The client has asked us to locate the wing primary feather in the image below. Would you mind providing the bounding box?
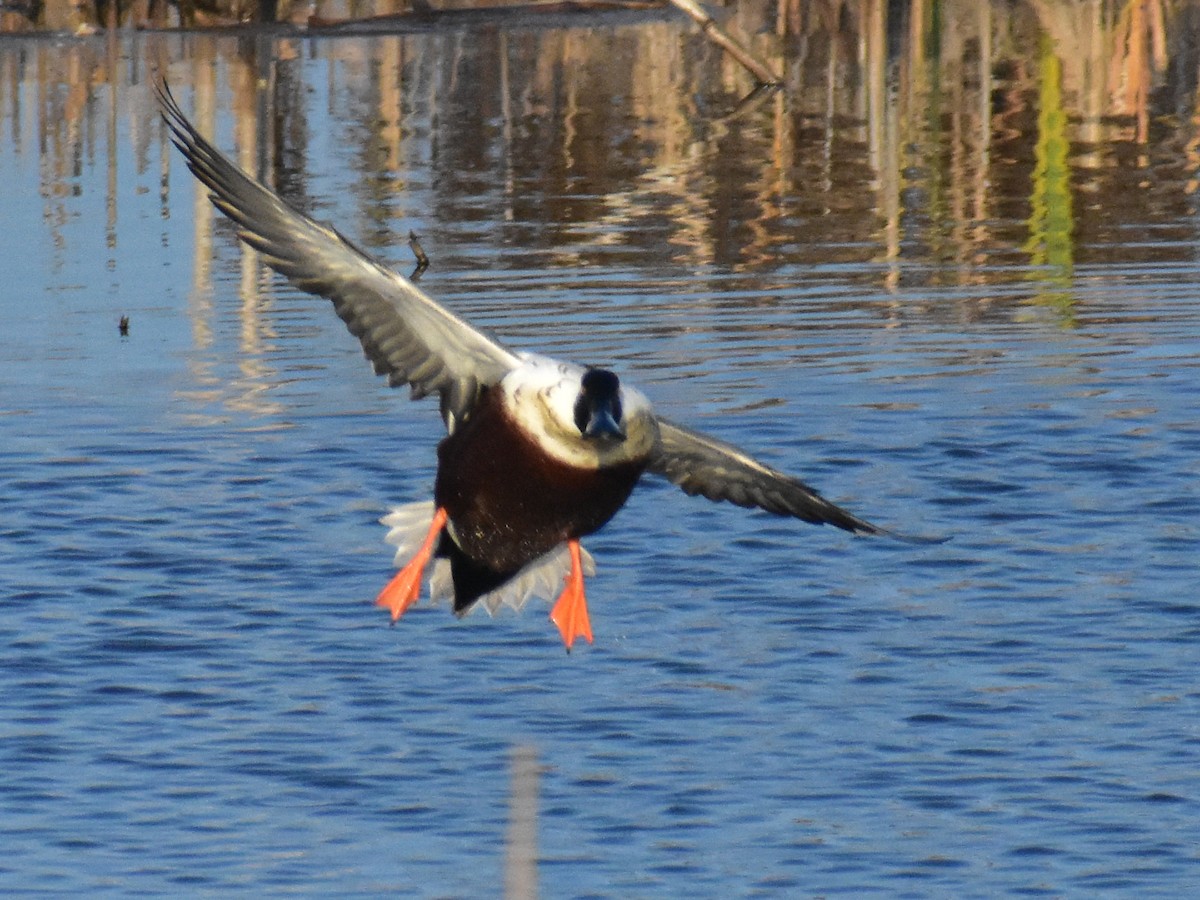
[647,417,889,536]
[156,78,519,429]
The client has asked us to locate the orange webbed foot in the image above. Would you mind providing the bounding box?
[376,507,448,623]
[549,540,593,651]
[375,563,424,622]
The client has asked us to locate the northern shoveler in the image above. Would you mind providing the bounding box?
[158,81,886,650]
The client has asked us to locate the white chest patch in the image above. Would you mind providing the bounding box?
[499,354,658,469]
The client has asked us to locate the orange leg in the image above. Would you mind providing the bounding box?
[375,507,448,622]
[549,539,593,650]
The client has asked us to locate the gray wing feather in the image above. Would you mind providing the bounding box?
[157,81,519,429]
[647,418,882,535]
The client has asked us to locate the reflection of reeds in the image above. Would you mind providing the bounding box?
[1029,0,1170,143]
[5,1,1200,315]
[504,744,539,900]
[1023,33,1076,323]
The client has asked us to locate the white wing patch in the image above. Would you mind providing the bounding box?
[380,501,595,616]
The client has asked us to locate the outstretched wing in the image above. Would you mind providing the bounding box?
[157,80,519,430]
[646,418,882,535]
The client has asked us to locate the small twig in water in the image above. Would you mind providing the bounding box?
[666,0,781,87]
[408,231,430,281]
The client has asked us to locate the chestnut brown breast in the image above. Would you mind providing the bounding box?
[434,388,648,574]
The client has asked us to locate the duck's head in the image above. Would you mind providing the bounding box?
[502,356,658,469]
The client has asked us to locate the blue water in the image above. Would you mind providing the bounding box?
[3,28,1200,896]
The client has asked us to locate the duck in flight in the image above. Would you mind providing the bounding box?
[157,81,887,650]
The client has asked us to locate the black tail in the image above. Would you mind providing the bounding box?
[436,534,518,615]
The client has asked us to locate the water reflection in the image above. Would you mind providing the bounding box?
[2,3,1200,395]
[4,3,1197,273]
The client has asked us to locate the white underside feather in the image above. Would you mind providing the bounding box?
[380,501,595,617]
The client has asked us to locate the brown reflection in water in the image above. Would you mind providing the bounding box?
[165,46,285,422]
[180,47,219,416]
[3,1,1200,334]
